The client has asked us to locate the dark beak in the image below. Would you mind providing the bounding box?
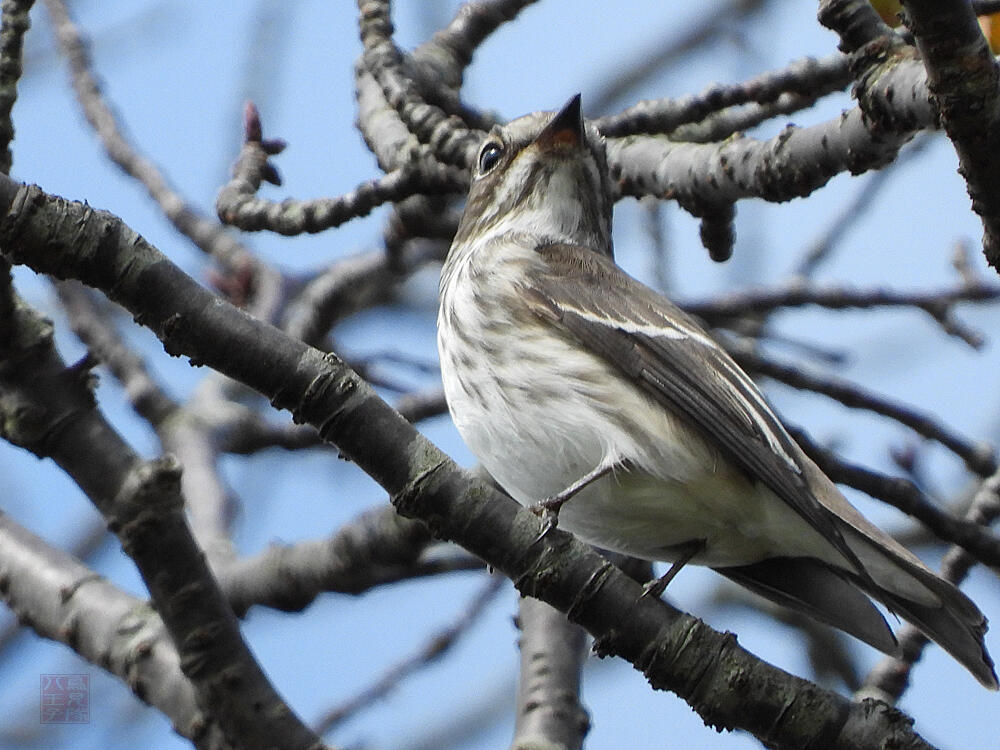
[534,94,584,150]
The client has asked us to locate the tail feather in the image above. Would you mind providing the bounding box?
[718,547,998,689]
[873,583,996,688]
[716,557,899,657]
[845,531,998,690]
[787,444,997,688]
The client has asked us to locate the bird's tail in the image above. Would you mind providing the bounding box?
[784,444,998,689]
[717,536,997,689]
[717,556,900,656]
[845,528,997,690]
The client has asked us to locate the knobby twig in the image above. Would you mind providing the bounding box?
[217,103,466,237]
[0,0,33,174]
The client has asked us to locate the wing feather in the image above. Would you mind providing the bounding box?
[525,243,872,582]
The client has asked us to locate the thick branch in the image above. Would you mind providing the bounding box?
[511,597,589,750]
[902,0,1000,270]
[607,99,919,209]
[0,512,230,747]
[0,176,940,750]
[0,282,324,749]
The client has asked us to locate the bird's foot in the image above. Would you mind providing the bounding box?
[528,461,618,539]
[640,539,706,599]
[641,569,680,600]
[529,494,567,538]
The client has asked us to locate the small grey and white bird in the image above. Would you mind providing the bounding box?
[437,94,997,687]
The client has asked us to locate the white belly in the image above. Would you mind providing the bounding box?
[436,241,833,568]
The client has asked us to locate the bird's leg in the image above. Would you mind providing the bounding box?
[529,458,617,536]
[641,540,706,599]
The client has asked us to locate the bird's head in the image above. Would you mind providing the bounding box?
[452,94,614,256]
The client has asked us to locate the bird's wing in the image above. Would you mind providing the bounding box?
[522,243,869,579]
[520,244,999,688]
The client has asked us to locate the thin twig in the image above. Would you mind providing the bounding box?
[587,0,773,115]
[686,278,1000,349]
[795,137,932,278]
[55,281,178,427]
[43,0,276,309]
[595,52,850,137]
[313,576,504,735]
[217,104,466,236]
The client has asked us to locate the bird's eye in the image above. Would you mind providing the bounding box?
[478,142,504,174]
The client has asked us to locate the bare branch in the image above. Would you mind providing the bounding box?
[220,505,434,616]
[594,53,851,137]
[358,0,485,168]
[217,104,466,236]
[0,512,228,747]
[416,0,540,88]
[0,174,942,750]
[511,597,589,750]
[587,0,773,114]
[55,280,178,427]
[42,0,272,297]
[792,430,1000,570]
[0,0,34,175]
[902,0,1000,271]
[818,0,896,54]
[685,276,1000,349]
[0,280,326,750]
[729,343,997,476]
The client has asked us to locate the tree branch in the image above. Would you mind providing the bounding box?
[312,576,503,735]
[511,597,589,750]
[0,0,33,175]
[217,104,466,236]
[594,53,851,137]
[42,0,279,311]
[0,276,326,749]
[902,0,1000,270]
[0,175,942,750]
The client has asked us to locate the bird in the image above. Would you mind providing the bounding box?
[436,93,997,688]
